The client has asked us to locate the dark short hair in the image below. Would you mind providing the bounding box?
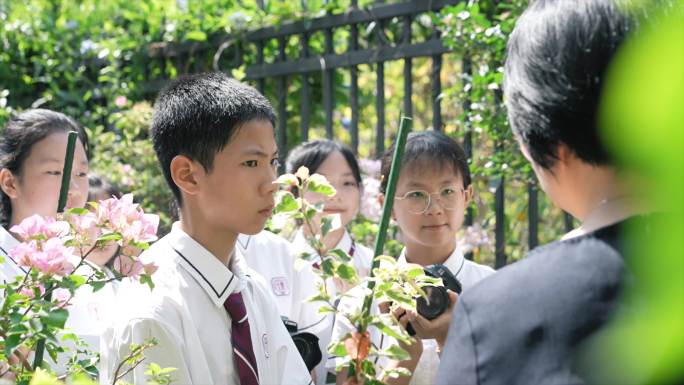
[504,0,635,170]
[380,131,471,193]
[151,72,276,205]
[0,109,89,227]
[88,174,122,201]
[286,139,362,186]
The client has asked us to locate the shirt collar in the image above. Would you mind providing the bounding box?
[397,245,466,278]
[0,226,26,272]
[166,223,244,307]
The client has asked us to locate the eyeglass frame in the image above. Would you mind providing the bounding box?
[394,185,468,215]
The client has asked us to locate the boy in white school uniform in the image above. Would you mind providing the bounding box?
[100,73,311,385]
[329,131,495,385]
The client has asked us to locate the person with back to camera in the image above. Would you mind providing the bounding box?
[435,1,655,384]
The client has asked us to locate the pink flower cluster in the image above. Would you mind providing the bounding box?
[10,216,76,276]
[96,194,159,244]
[8,194,160,280]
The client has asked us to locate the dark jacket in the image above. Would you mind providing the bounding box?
[434,221,631,385]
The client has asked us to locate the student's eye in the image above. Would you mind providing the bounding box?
[442,187,456,196]
[270,158,280,168]
[46,171,62,176]
[343,181,358,188]
[76,171,89,178]
[407,191,427,199]
[243,160,258,168]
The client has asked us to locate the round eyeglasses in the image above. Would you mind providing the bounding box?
[394,186,465,215]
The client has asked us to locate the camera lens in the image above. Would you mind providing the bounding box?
[291,332,322,372]
[416,286,449,320]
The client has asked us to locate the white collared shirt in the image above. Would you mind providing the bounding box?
[290,229,374,385]
[236,231,296,319]
[0,225,26,284]
[100,223,312,385]
[327,246,495,385]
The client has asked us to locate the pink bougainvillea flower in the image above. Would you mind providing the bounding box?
[113,254,143,279]
[10,214,69,240]
[97,194,159,244]
[13,237,75,276]
[19,283,45,299]
[52,288,72,308]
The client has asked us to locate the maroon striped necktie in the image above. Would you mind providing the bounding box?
[224,292,260,385]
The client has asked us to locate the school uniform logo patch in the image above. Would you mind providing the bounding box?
[271,277,290,296]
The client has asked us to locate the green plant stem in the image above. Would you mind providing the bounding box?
[32,131,78,370]
[360,116,411,324]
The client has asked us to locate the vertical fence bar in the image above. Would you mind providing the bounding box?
[277,37,287,174]
[403,15,413,119]
[350,17,360,154]
[256,40,265,94]
[300,32,310,143]
[528,179,539,250]
[495,170,506,268]
[462,56,474,228]
[431,29,443,131]
[461,55,474,260]
[375,21,385,158]
[323,28,335,139]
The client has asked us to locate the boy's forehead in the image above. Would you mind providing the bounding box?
[400,160,462,185]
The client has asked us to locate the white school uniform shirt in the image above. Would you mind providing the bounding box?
[291,229,374,385]
[237,231,296,319]
[327,246,495,385]
[0,225,26,284]
[1,225,117,372]
[100,223,312,385]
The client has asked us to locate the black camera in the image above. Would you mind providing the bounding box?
[282,316,322,371]
[406,263,462,336]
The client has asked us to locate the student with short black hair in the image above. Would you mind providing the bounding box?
[436,1,651,383]
[100,72,311,384]
[330,131,494,385]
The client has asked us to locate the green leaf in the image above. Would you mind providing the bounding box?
[97,233,122,242]
[381,344,410,361]
[65,207,90,215]
[70,274,87,287]
[4,333,21,357]
[274,191,299,213]
[306,174,336,196]
[328,340,347,356]
[321,259,335,276]
[328,248,352,262]
[44,308,69,328]
[274,173,298,186]
[337,263,358,282]
[371,319,406,341]
[185,30,207,42]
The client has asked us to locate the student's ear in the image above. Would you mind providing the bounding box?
[170,155,202,196]
[378,194,396,220]
[464,184,474,205]
[0,168,19,199]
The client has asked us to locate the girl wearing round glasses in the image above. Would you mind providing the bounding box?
[330,130,494,385]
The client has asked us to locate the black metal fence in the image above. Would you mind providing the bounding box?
[142,0,574,267]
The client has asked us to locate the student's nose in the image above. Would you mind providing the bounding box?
[424,194,445,215]
[66,176,84,207]
[262,167,278,197]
